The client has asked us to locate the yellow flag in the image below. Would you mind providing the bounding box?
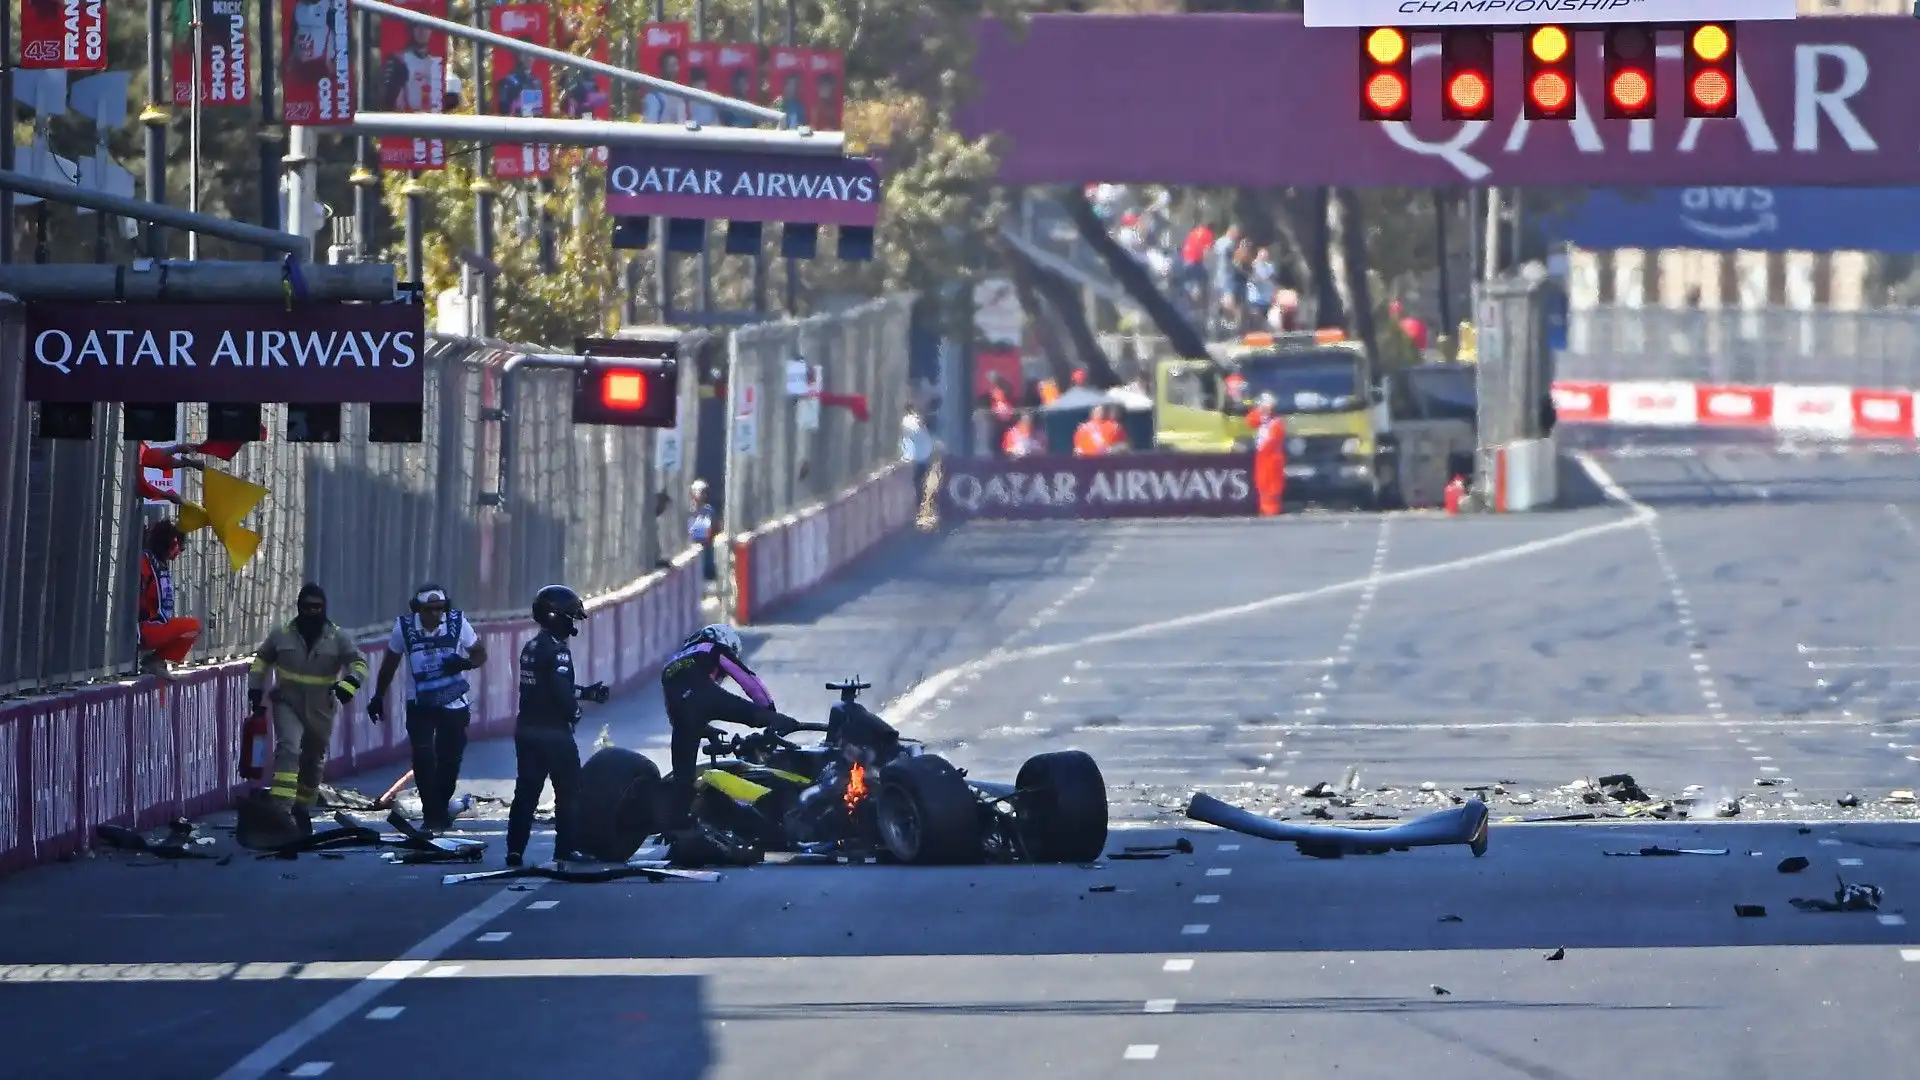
[192,467,270,572]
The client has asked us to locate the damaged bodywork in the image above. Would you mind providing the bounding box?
[1185,792,1490,858]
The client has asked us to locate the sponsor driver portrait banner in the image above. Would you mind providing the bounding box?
[937,453,1258,521]
[765,46,811,129]
[173,0,254,108]
[806,49,844,131]
[20,0,106,71]
[281,0,352,124]
[376,0,449,170]
[555,14,612,166]
[20,302,429,406]
[490,4,552,179]
[715,43,761,128]
[605,147,882,227]
[638,22,690,124]
[1301,0,1797,27]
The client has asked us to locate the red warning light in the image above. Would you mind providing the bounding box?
[1446,71,1489,115]
[1689,70,1731,111]
[1358,26,1412,121]
[1366,71,1408,114]
[1608,69,1651,113]
[1528,72,1571,113]
[1684,22,1737,117]
[601,371,648,410]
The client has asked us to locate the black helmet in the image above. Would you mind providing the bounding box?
[532,584,587,637]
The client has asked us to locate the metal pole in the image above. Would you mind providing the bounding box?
[0,166,313,257]
[144,0,170,258]
[285,124,319,257]
[355,0,781,122]
[694,0,712,322]
[1507,188,1524,270]
[749,0,767,314]
[403,181,425,284]
[189,1,204,259]
[1482,187,1501,282]
[472,0,497,337]
[652,0,672,325]
[1433,190,1452,337]
[350,4,378,262]
[782,0,798,316]
[257,0,281,250]
[0,0,14,264]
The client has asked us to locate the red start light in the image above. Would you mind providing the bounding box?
[602,371,648,410]
[1689,69,1732,111]
[1528,71,1572,113]
[1446,71,1490,115]
[1609,69,1652,111]
[1365,71,1408,114]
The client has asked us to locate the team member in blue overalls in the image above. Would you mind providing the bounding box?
[369,584,489,832]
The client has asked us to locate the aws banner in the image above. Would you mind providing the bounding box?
[1542,187,1920,253]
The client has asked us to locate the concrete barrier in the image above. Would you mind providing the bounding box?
[1487,437,1560,512]
[730,463,917,624]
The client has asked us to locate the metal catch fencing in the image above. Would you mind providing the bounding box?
[721,292,915,541]
[1562,306,1920,390]
[0,309,707,697]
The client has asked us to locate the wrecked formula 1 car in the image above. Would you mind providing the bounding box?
[575,678,1111,867]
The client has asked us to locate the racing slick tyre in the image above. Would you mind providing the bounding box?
[575,748,662,863]
[1013,750,1109,863]
[875,754,982,865]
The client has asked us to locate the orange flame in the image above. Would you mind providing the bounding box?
[844,762,868,814]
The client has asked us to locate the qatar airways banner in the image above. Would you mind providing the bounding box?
[966,14,1920,188]
[604,148,883,227]
[21,302,428,405]
[937,454,1257,521]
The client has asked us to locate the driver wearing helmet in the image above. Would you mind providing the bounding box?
[659,623,798,829]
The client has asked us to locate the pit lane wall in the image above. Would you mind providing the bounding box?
[0,296,924,878]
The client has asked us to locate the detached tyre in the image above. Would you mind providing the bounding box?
[875,755,982,865]
[575,748,662,863]
[1014,750,1109,863]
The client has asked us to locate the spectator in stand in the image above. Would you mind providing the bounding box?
[1002,411,1046,458]
[1180,222,1215,295]
[1246,248,1278,334]
[1211,227,1245,336]
[1269,289,1301,333]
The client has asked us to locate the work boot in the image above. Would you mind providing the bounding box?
[505,852,523,868]
[292,805,313,837]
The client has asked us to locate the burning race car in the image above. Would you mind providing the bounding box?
[573,678,1110,867]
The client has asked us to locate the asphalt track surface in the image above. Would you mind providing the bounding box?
[7,426,1920,1079]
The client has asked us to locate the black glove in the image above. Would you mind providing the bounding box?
[247,690,264,712]
[578,681,610,704]
[764,713,799,737]
[331,681,356,706]
[367,696,385,724]
[440,655,474,676]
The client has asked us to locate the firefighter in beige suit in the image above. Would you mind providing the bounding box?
[248,583,369,829]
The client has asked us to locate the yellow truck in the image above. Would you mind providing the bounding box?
[1152,331,1477,509]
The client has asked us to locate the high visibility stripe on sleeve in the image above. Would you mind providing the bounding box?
[274,667,335,686]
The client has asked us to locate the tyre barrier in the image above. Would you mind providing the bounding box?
[0,552,706,879]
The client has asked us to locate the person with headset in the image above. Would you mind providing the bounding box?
[369,584,488,833]
[507,584,611,866]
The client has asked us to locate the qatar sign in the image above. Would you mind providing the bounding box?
[937,454,1257,521]
[21,302,427,405]
[1302,0,1796,28]
[966,14,1920,188]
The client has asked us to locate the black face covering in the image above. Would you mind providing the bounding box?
[294,584,328,645]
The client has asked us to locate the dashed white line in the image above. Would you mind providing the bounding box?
[476,932,511,943]
[364,1007,404,1021]
[1839,858,1864,867]
[1144,999,1178,1014]
[1216,844,1239,852]
[1296,520,1392,720]
[1819,839,1842,847]
[1163,959,1195,972]
[1878,914,1907,927]
[1181,924,1210,935]
[1123,1045,1160,1061]
[1205,868,1232,877]
[1194,895,1220,905]
[424,965,465,978]
[1900,949,1920,961]
[288,1066,332,1079]
[528,900,559,911]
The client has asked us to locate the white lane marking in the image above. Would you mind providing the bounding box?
[1819,839,1842,846]
[1145,999,1178,1014]
[1099,659,1336,670]
[1878,914,1907,927]
[365,1007,404,1021]
[477,932,511,943]
[1809,661,1920,670]
[1801,644,1920,654]
[288,1066,332,1079]
[213,880,546,1080]
[1181,924,1210,935]
[1163,959,1195,972]
[1206,868,1232,877]
[886,474,1654,719]
[1124,1045,1160,1061]
[1901,949,1920,961]
[424,965,465,978]
[1217,844,1240,852]
[1297,519,1393,719]
[1092,716,1887,732]
[1752,756,1772,762]
[528,900,558,911]
[1839,858,1864,867]
[1630,482,1725,721]
[1194,895,1220,905]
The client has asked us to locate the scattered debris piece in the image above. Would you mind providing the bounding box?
[1837,794,1861,809]
[1714,798,1741,818]
[1306,805,1335,820]
[1302,782,1337,799]
[1595,774,1651,802]
[1118,839,1193,856]
[1526,812,1598,823]
[1088,884,1117,894]
[1431,985,1451,996]
[1510,794,1536,806]
[94,819,219,861]
[1754,777,1786,787]
[1544,948,1565,961]
[1419,781,1438,793]
[1603,846,1729,857]
[1777,856,1811,874]
[1733,904,1767,918]
[1340,765,1361,793]
[1891,790,1916,804]
[1438,914,1464,923]
[444,861,720,885]
[1790,876,1884,913]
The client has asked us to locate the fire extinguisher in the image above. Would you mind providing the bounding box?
[238,707,272,781]
[1444,475,1467,516]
